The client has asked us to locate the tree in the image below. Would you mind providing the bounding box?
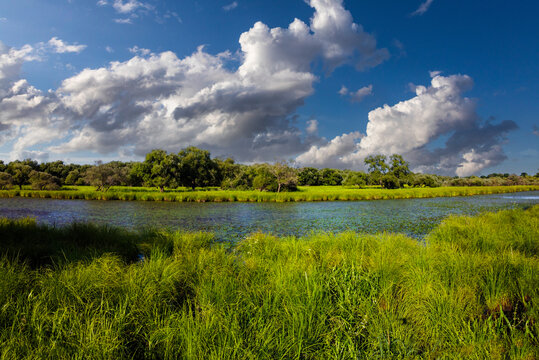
[269,162,298,192]
[298,167,320,186]
[320,168,343,186]
[177,147,220,190]
[412,174,441,188]
[84,161,128,191]
[28,171,61,190]
[381,174,400,189]
[214,157,238,187]
[0,172,13,189]
[389,154,411,179]
[364,155,389,186]
[6,162,33,189]
[343,171,367,187]
[65,169,87,185]
[252,165,278,192]
[39,161,71,184]
[136,150,180,192]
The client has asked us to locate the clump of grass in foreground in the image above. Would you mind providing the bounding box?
[0,206,537,359]
[0,218,140,266]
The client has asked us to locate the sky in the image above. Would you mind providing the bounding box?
[0,0,537,176]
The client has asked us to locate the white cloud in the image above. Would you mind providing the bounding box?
[349,85,373,102]
[339,84,372,102]
[111,0,151,14]
[0,17,7,22]
[114,18,133,24]
[2,0,389,163]
[297,132,362,168]
[223,2,238,11]
[306,119,318,135]
[47,37,87,54]
[105,46,114,53]
[128,46,151,56]
[411,0,434,16]
[297,73,517,175]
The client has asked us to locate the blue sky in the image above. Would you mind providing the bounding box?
[0,0,537,176]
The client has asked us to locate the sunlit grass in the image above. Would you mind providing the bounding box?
[0,205,537,358]
[1,184,537,203]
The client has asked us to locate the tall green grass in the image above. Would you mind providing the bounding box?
[0,206,537,358]
[0,184,537,203]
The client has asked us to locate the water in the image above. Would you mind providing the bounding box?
[0,191,537,241]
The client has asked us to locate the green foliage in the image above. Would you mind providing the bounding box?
[342,171,367,187]
[320,168,343,185]
[252,164,278,191]
[0,172,13,190]
[268,161,298,192]
[28,171,61,190]
[380,173,400,189]
[137,149,179,192]
[177,146,220,189]
[84,161,129,192]
[6,162,33,189]
[413,173,442,187]
[0,206,537,358]
[364,154,389,175]
[298,167,321,186]
[65,168,88,185]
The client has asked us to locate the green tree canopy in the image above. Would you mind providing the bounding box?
[298,167,320,186]
[177,147,220,190]
[135,149,180,192]
[84,161,128,192]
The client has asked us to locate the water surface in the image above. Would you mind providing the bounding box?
[0,191,537,241]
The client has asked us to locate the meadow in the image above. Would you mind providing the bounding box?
[0,184,538,203]
[0,205,537,359]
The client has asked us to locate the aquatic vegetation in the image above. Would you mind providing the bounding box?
[0,206,537,358]
[0,184,537,203]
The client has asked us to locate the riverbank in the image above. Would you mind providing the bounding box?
[0,184,538,202]
[0,206,538,358]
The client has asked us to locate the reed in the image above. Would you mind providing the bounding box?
[0,206,537,358]
[0,185,537,203]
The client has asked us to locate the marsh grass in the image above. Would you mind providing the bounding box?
[0,185,538,203]
[0,206,538,359]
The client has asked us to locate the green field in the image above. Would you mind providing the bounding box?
[0,184,538,202]
[0,206,538,359]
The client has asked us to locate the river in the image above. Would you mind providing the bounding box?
[0,191,537,241]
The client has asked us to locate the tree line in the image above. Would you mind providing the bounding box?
[0,147,537,192]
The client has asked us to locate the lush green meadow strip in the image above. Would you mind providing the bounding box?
[0,185,537,203]
[0,206,538,359]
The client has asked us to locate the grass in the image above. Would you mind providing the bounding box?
[0,205,538,358]
[0,184,538,203]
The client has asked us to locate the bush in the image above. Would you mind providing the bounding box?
[412,174,441,187]
[381,174,401,189]
[29,171,61,190]
[0,172,13,190]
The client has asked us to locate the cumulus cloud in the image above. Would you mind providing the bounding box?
[339,84,372,102]
[128,46,151,56]
[0,42,65,160]
[98,0,155,24]
[298,73,517,176]
[411,0,434,16]
[48,37,87,54]
[223,2,238,11]
[1,0,389,163]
